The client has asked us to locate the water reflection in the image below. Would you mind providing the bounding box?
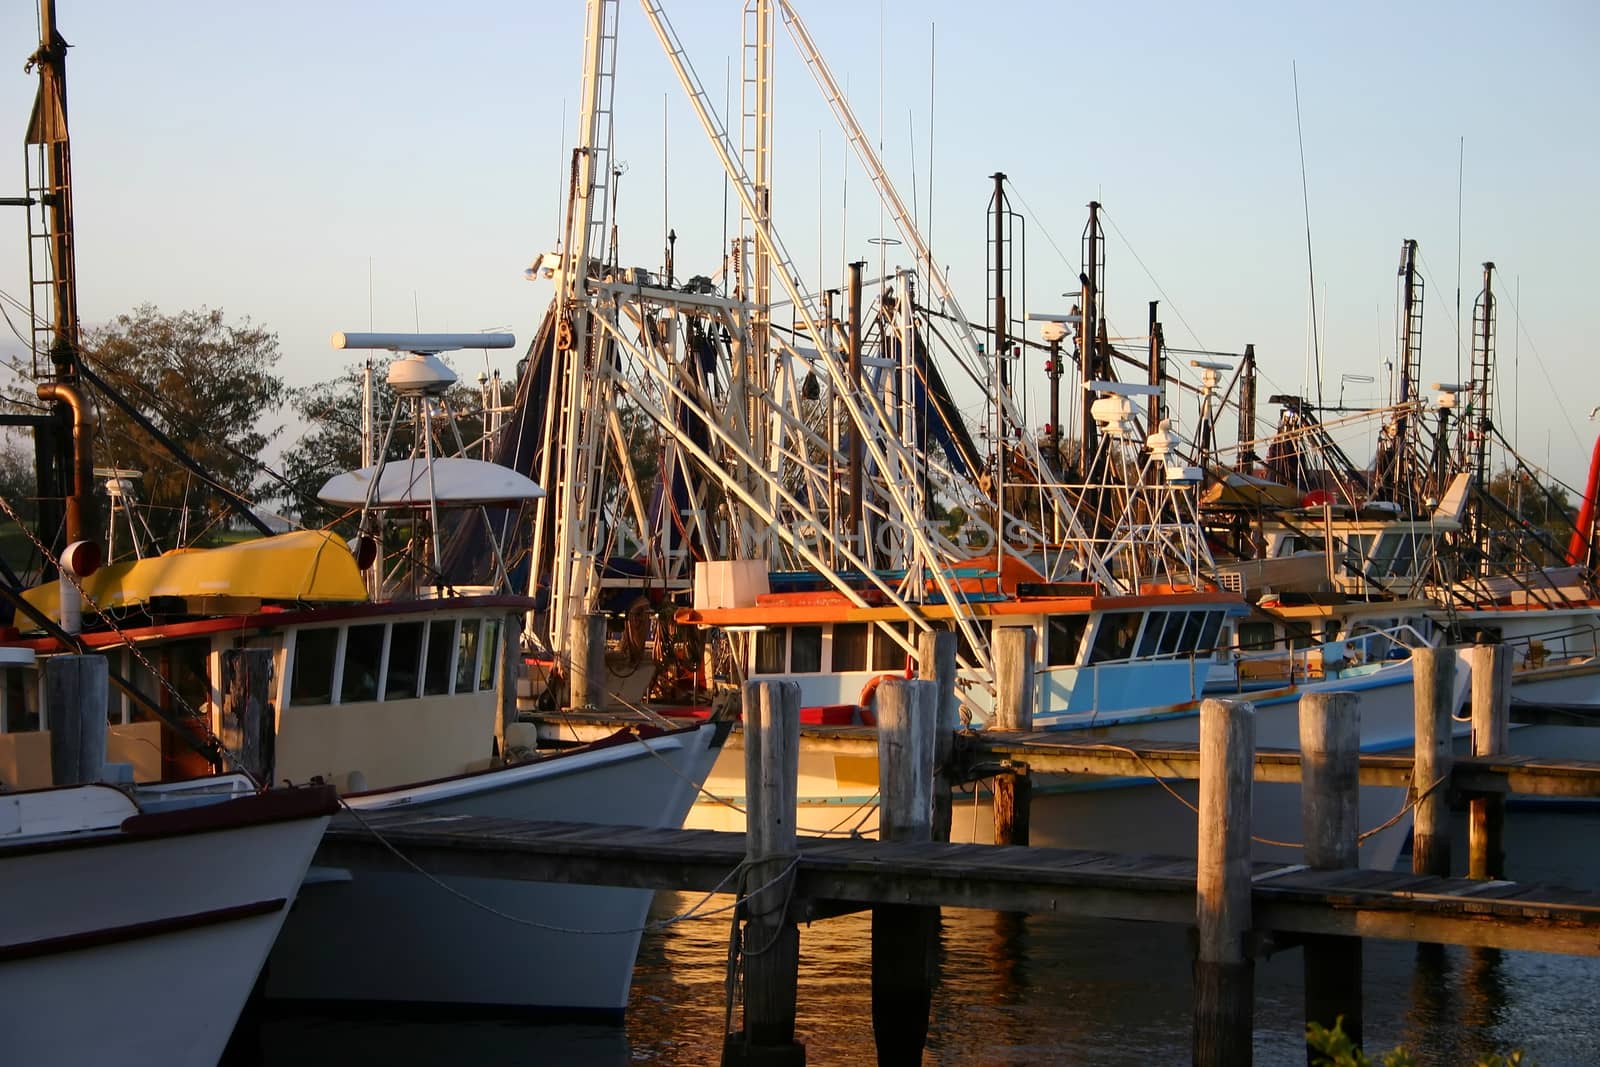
[257,809,1600,1066]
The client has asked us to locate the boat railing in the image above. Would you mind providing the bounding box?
[1498,620,1600,668]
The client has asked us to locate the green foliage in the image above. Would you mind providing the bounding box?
[1306,1018,1532,1067]
[81,305,286,546]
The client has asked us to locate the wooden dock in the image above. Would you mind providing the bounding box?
[318,812,1600,957]
[468,645,1600,1064]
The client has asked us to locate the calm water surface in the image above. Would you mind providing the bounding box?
[262,808,1600,1065]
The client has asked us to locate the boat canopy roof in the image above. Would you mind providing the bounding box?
[22,529,368,622]
[318,457,545,507]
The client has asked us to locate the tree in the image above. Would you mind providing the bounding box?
[80,305,287,546]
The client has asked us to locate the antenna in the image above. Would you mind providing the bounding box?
[1292,62,1323,411]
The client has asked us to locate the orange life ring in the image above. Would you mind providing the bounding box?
[857,672,903,709]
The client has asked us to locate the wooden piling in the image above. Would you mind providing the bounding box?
[567,612,607,712]
[992,626,1036,847]
[1469,643,1512,880]
[725,680,805,1067]
[220,647,275,785]
[1194,697,1255,1067]
[872,678,938,1067]
[1411,647,1455,878]
[917,628,959,843]
[1298,691,1362,1054]
[45,653,108,786]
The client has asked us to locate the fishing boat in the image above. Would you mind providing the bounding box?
[1,771,336,1067]
[0,330,728,1017]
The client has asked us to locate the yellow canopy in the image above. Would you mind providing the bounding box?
[23,529,368,622]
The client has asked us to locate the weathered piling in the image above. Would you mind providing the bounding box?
[45,653,108,786]
[992,626,1036,847]
[220,647,275,785]
[1469,643,1512,880]
[872,677,940,1067]
[1411,647,1455,878]
[725,679,805,1067]
[917,628,959,843]
[567,612,607,712]
[1298,691,1362,1054]
[1194,697,1255,1067]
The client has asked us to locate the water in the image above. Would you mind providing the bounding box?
[261,807,1600,1065]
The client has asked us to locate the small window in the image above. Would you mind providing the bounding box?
[1285,621,1315,650]
[1172,612,1204,654]
[1048,615,1089,666]
[3,667,39,732]
[1158,612,1188,656]
[341,624,386,704]
[478,619,501,691]
[424,620,456,696]
[1197,611,1225,654]
[872,622,910,672]
[456,621,481,692]
[386,622,424,700]
[754,629,786,674]
[291,628,340,706]
[1238,621,1276,651]
[790,626,823,673]
[1136,613,1168,658]
[954,619,992,666]
[832,623,869,672]
[1088,612,1140,665]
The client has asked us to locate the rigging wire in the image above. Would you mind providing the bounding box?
[1291,62,1323,411]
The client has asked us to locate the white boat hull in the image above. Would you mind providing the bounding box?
[266,724,721,1017]
[687,664,1442,870]
[1,787,331,1067]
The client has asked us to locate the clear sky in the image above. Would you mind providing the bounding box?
[1,1,1596,486]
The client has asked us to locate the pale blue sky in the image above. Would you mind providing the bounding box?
[2,1,1596,485]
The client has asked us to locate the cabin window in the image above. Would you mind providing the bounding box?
[1158,613,1188,656]
[3,668,39,732]
[291,628,340,706]
[478,619,501,691]
[790,626,823,673]
[1341,534,1375,576]
[1197,611,1225,654]
[1088,612,1141,665]
[455,621,481,692]
[164,639,213,718]
[386,621,424,700]
[753,629,786,674]
[1175,612,1206,654]
[1136,612,1168,658]
[1238,621,1276,651]
[1047,615,1089,666]
[340,624,386,704]
[831,623,868,672]
[1285,621,1315,650]
[423,620,456,696]
[872,622,911,672]
[955,619,991,666]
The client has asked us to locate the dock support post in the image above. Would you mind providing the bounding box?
[568,612,607,712]
[45,653,108,786]
[1194,697,1255,1067]
[918,628,959,842]
[992,626,1035,847]
[872,678,938,1067]
[220,647,275,785]
[1298,691,1362,1054]
[1468,643,1511,880]
[725,680,805,1067]
[1411,647,1455,878]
